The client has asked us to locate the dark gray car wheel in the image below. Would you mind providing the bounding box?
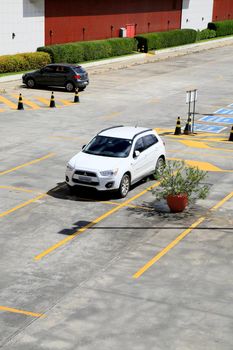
[26,78,35,88]
[65,82,75,92]
[118,173,130,198]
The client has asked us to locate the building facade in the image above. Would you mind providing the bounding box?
[1,0,233,55]
[0,0,44,55]
[181,0,214,30]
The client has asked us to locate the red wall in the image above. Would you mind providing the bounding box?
[45,0,182,45]
[213,0,233,21]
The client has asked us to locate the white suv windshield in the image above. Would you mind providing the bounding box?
[83,135,132,158]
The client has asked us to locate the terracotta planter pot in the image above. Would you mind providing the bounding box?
[166,193,188,213]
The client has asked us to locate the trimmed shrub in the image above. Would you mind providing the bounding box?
[106,38,137,56]
[196,29,216,41]
[135,29,197,52]
[81,41,112,61]
[208,20,233,36]
[0,52,51,73]
[37,38,136,63]
[37,43,85,63]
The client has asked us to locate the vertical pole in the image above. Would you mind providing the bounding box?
[192,99,196,133]
[188,91,191,122]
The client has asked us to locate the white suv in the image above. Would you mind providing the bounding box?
[65,126,166,198]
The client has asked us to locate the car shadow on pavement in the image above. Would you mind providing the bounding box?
[47,179,152,202]
[20,84,81,93]
[47,181,119,202]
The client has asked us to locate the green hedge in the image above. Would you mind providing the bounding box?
[208,20,233,36]
[135,29,197,52]
[196,29,216,41]
[0,52,51,74]
[37,38,136,63]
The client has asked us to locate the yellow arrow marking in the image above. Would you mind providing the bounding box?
[168,158,224,172]
[180,139,233,152]
[180,140,211,149]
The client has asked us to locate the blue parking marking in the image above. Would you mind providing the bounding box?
[214,108,233,115]
[194,124,227,133]
[199,116,233,124]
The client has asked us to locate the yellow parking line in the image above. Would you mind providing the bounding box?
[102,201,154,211]
[35,97,62,108]
[58,99,73,106]
[0,185,38,193]
[0,153,55,176]
[99,112,120,120]
[49,135,82,141]
[0,305,45,318]
[0,95,17,109]
[133,191,233,279]
[12,94,40,110]
[167,150,233,159]
[34,181,161,261]
[0,193,47,219]
[35,97,50,106]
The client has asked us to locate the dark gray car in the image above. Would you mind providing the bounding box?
[22,63,89,92]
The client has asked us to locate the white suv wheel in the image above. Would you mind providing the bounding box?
[118,174,130,198]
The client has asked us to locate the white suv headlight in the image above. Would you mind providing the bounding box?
[100,169,118,176]
[67,163,74,171]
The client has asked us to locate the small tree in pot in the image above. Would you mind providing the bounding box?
[153,160,210,213]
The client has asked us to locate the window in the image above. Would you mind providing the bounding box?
[74,66,86,73]
[83,136,132,158]
[43,66,56,74]
[134,137,145,153]
[143,134,158,149]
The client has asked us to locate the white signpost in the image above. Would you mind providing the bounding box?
[186,89,198,133]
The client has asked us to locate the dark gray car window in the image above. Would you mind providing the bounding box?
[74,66,86,73]
[43,66,56,73]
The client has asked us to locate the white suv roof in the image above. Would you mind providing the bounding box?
[99,126,152,140]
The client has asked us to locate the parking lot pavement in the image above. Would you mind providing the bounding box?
[0,45,233,349]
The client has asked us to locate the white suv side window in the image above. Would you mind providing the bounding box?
[143,134,158,149]
[134,137,145,153]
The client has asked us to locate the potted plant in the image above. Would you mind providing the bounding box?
[152,160,210,213]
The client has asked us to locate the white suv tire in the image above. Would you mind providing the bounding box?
[118,173,130,198]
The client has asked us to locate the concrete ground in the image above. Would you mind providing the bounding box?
[0,42,233,350]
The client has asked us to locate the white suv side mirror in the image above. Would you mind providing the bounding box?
[134,150,140,158]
